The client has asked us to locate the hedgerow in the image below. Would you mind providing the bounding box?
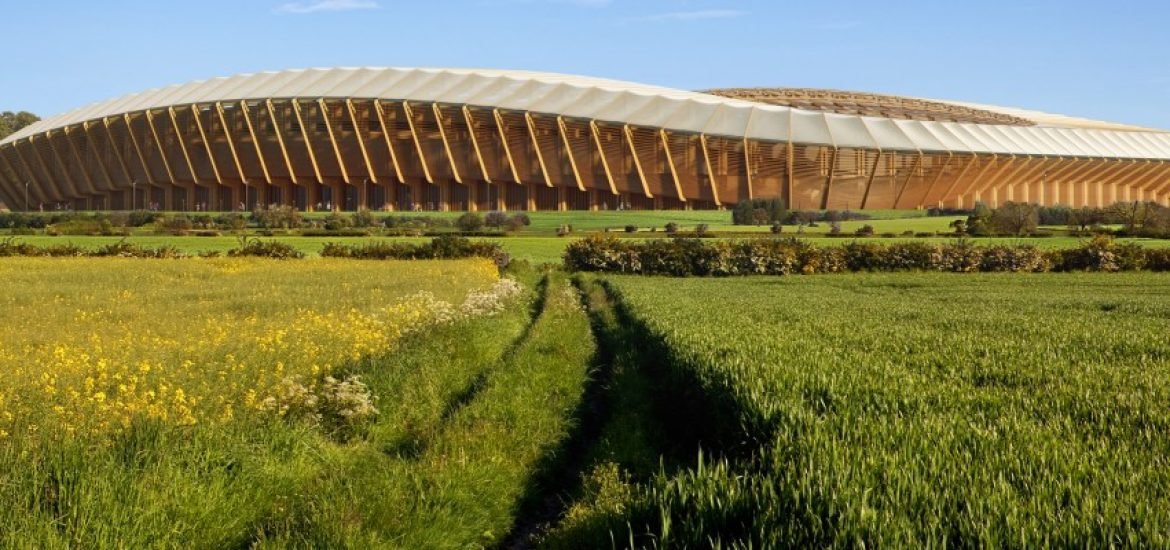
[563,234,1165,275]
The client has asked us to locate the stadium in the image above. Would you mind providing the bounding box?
[1,67,1168,212]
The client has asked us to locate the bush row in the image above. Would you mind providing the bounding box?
[563,235,1170,276]
[322,235,508,265]
[0,235,509,263]
[0,238,198,259]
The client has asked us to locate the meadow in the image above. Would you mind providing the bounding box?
[549,273,1170,547]
[4,208,1170,547]
[0,258,595,547]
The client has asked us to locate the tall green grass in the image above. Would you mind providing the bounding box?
[551,273,1170,547]
[0,263,596,547]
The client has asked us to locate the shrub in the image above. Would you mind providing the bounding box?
[504,216,526,232]
[484,211,509,229]
[979,245,1050,272]
[934,240,984,272]
[1145,248,1170,271]
[1051,235,1145,272]
[510,212,531,227]
[694,224,710,237]
[563,235,1162,277]
[159,215,194,235]
[624,225,638,233]
[251,205,303,229]
[227,238,305,259]
[91,240,186,259]
[323,212,352,231]
[456,212,484,233]
[350,208,377,228]
[127,210,157,227]
[664,222,679,234]
[770,222,782,234]
[556,224,573,237]
[320,236,507,266]
[855,224,875,237]
[731,198,786,226]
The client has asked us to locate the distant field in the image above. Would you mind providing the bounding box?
[549,273,1170,547]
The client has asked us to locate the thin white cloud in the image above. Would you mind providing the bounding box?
[274,0,380,14]
[630,9,746,23]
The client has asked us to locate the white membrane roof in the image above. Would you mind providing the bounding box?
[4,67,1170,161]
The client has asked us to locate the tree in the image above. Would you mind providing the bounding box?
[750,208,770,225]
[1068,206,1105,232]
[731,198,786,226]
[966,202,994,236]
[990,202,1039,236]
[1106,201,1147,232]
[0,111,40,140]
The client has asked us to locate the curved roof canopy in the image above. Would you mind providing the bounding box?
[4,67,1170,160]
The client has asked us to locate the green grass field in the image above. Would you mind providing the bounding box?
[5,208,1170,546]
[546,273,1170,547]
[0,258,595,547]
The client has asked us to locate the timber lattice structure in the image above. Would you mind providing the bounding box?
[1,67,1169,212]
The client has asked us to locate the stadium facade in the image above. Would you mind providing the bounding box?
[1,67,1168,212]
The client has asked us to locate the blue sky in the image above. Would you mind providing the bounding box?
[3,0,1168,128]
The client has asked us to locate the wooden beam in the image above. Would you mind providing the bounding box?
[526,112,553,187]
[1135,160,1167,193]
[265,100,298,184]
[45,130,87,196]
[971,154,1022,205]
[661,129,686,202]
[216,103,248,183]
[623,124,653,198]
[27,136,64,199]
[859,149,882,209]
[373,100,405,184]
[191,105,223,185]
[0,147,25,191]
[494,109,522,184]
[591,120,618,196]
[123,113,156,185]
[819,146,839,209]
[11,139,45,194]
[463,106,491,183]
[956,153,1003,203]
[432,103,462,184]
[99,118,134,185]
[1145,161,1170,195]
[162,107,196,184]
[240,101,272,185]
[937,154,979,207]
[700,134,721,206]
[743,137,754,200]
[401,101,433,184]
[318,99,350,183]
[347,99,378,184]
[64,126,103,193]
[892,152,924,209]
[558,116,586,192]
[84,121,119,190]
[291,99,323,184]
